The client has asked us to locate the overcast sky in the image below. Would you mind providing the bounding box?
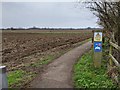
[1,2,99,28]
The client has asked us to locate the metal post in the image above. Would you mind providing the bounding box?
[0,66,8,89]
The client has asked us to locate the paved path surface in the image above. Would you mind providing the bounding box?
[28,41,92,88]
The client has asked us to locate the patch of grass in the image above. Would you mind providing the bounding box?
[8,70,35,87]
[78,38,92,45]
[30,55,54,67]
[8,70,26,86]
[73,50,117,88]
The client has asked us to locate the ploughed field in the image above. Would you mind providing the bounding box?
[2,30,92,72]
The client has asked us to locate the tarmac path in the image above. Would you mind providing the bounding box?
[28,41,92,88]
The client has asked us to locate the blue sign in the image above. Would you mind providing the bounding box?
[94,42,102,52]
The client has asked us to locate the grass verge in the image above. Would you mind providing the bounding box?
[7,70,35,87]
[30,55,54,67]
[73,50,117,88]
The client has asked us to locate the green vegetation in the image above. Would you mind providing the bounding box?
[78,38,92,45]
[7,55,57,87]
[8,70,35,87]
[30,55,54,67]
[73,50,117,88]
[8,70,25,86]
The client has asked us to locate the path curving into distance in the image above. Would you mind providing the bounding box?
[28,41,92,88]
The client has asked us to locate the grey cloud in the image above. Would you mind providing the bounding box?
[2,2,99,28]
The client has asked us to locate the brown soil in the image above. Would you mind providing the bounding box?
[2,30,92,72]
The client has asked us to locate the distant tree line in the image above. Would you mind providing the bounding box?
[2,26,101,30]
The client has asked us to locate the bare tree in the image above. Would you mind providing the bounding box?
[87,1,120,85]
[88,1,120,44]
[87,1,120,65]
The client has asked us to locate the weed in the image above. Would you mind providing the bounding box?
[8,70,35,87]
[73,50,117,88]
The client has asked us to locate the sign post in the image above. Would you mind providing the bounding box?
[93,32,103,68]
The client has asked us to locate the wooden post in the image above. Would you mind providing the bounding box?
[93,52,102,68]
[118,5,120,63]
[93,32,103,68]
[92,30,94,43]
[109,43,113,66]
[0,66,8,89]
[118,3,120,46]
